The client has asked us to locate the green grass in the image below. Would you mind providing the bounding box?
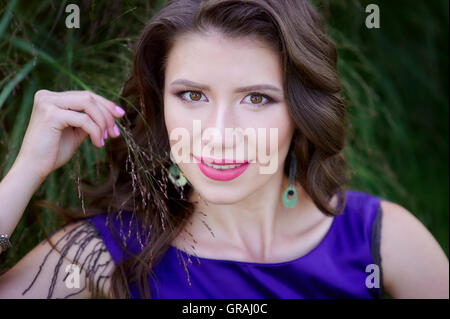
[321,0,448,257]
[0,0,448,298]
[0,0,168,269]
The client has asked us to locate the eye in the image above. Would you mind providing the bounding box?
[176,90,207,103]
[243,92,275,107]
[175,90,276,107]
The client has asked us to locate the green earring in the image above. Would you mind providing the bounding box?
[282,152,298,208]
[168,165,187,187]
[168,150,187,187]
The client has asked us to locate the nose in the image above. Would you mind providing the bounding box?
[202,101,238,152]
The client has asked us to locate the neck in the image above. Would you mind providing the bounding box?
[184,170,314,260]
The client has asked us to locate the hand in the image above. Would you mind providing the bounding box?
[14,90,126,181]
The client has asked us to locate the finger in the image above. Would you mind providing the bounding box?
[81,95,117,139]
[47,91,111,139]
[89,93,125,138]
[63,90,125,118]
[72,91,126,138]
[51,90,124,138]
[54,108,104,147]
[92,92,126,118]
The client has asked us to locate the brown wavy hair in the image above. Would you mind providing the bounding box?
[52,0,349,298]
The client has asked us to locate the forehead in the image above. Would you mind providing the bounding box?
[164,31,283,87]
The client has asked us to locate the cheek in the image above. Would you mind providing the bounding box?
[164,94,206,144]
[254,105,294,157]
[164,95,177,133]
[277,118,295,150]
[164,99,191,145]
[273,104,294,146]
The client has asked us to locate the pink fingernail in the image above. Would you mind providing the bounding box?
[104,129,108,139]
[101,139,105,146]
[115,106,125,115]
[113,124,120,137]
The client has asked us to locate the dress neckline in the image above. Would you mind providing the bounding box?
[168,213,339,267]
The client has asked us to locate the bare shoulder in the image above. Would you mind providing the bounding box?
[0,218,115,299]
[379,200,449,298]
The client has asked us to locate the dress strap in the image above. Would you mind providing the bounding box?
[370,201,384,298]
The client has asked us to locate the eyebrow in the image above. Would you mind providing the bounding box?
[170,79,282,93]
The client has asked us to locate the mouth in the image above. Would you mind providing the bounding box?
[202,161,245,170]
[193,155,250,181]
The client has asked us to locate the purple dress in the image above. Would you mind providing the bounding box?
[88,190,384,298]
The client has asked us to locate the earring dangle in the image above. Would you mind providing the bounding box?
[168,151,187,187]
[282,152,298,208]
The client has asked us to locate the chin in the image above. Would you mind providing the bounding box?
[181,164,270,205]
[193,183,251,205]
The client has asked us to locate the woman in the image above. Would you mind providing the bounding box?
[0,0,448,299]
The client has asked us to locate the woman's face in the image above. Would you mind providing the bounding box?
[163,31,295,204]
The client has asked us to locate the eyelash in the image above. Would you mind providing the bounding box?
[175,90,276,107]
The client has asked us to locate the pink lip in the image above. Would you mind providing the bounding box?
[193,155,250,181]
